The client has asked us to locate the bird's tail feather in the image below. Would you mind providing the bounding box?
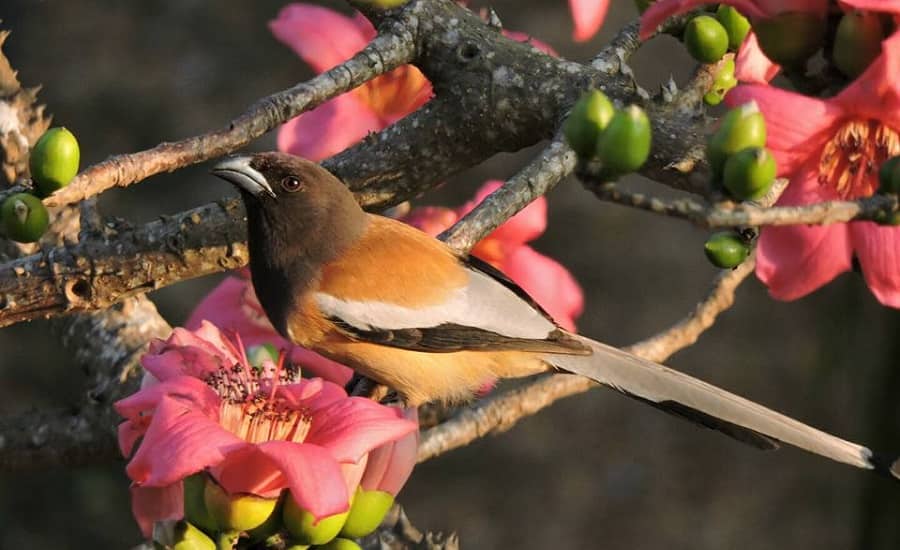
[547,335,900,480]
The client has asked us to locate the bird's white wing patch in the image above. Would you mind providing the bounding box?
[315,268,556,339]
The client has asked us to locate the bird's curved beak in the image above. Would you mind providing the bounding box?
[211,156,276,199]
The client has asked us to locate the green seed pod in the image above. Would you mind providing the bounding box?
[595,105,652,179]
[716,6,751,51]
[319,538,364,550]
[833,10,884,79]
[707,102,767,180]
[704,58,737,106]
[171,521,216,550]
[246,343,280,369]
[563,90,616,158]
[1,192,49,243]
[704,231,750,268]
[878,156,900,195]
[203,481,279,532]
[183,474,218,534]
[339,488,395,539]
[875,211,900,226]
[283,493,350,546]
[683,15,729,63]
[723,147,776,201]
[29,127,80,197]
[753,12,825,69]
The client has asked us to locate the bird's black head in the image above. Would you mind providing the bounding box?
[211,152,367,334]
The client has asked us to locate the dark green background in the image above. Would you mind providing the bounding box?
[1,1,898,548]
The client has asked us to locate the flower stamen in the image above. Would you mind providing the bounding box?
[819,119,900,199]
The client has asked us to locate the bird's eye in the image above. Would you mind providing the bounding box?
[281,176,302,192]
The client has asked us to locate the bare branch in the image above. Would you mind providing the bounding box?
[440,133,576,253]
[41,26,417,207]
[588,179,899,227]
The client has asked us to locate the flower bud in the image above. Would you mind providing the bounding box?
[320,538,363,550]
[833,11,884,79]
[704,231,750,268]
[683,15,729,63]
[704,58,737,106]
[563,90,616,158]
[283,493,350,545]
[153,520,216,550]
[723,147,776,201]
[707,102,767,180]
[1,193,49,243]
[340,488,394,539]
[753,12,825,69]
[716,6,751,51]
[203,480,279,532]
[595,105,652,179]
[183,473,218,534]
[878,156,900,195]
[29,127,80,197]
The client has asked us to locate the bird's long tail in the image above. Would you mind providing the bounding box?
[547,335,900,479]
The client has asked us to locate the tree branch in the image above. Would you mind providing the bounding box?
[39,21,417,207]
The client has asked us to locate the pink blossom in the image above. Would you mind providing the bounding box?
[270,4,432,161]
[359,408,419,496]
[568,0,610,42]
[734,32,780,84]
[725,32,900,308]
[116,322,416,536]
[404,181,584,330]
[186,272,354,385]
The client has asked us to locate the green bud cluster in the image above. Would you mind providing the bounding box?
[707,102,776,201]
[2,127,81,244]
[563,90,652,181]
[682,6,750,66]
[168,473,395,549]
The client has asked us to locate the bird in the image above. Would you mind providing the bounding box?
[212,151,899,480]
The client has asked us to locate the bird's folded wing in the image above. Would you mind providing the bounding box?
[315,216,588,354]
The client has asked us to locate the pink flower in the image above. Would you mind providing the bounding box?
[404,181,584,330]
[115,322,417,536]
[270,4,432,161]
[568,0,610,42]
[359,408,418,496]
[186,271,354,386]
[725,31,900,308]
[734,32,780,84]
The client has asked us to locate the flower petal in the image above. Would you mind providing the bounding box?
[361,408,418,496]
[290,347,354,385]
[269,4,373,73]
[834,31,900,130]
[257,440,350,519]
[726,85,840,176]
[499,245,584,331]
[305,398,417,464]
[277,93,382,161]
[209,445,286,499]
[502,31,557,56]
[734,32,780,84]
[403,206,458,237]
[755,165,853,301]
[840,0,900,15]
[126,395,245,487]
[849,222,900,308]
[131,483,184,538]
[568,0,610,42]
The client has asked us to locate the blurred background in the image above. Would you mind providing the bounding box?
[2,1,899,548]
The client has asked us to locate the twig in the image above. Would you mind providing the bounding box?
[587,179,898,228]
[41,26,417,207]
[439,133,576,253]
[417,258,756,462]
